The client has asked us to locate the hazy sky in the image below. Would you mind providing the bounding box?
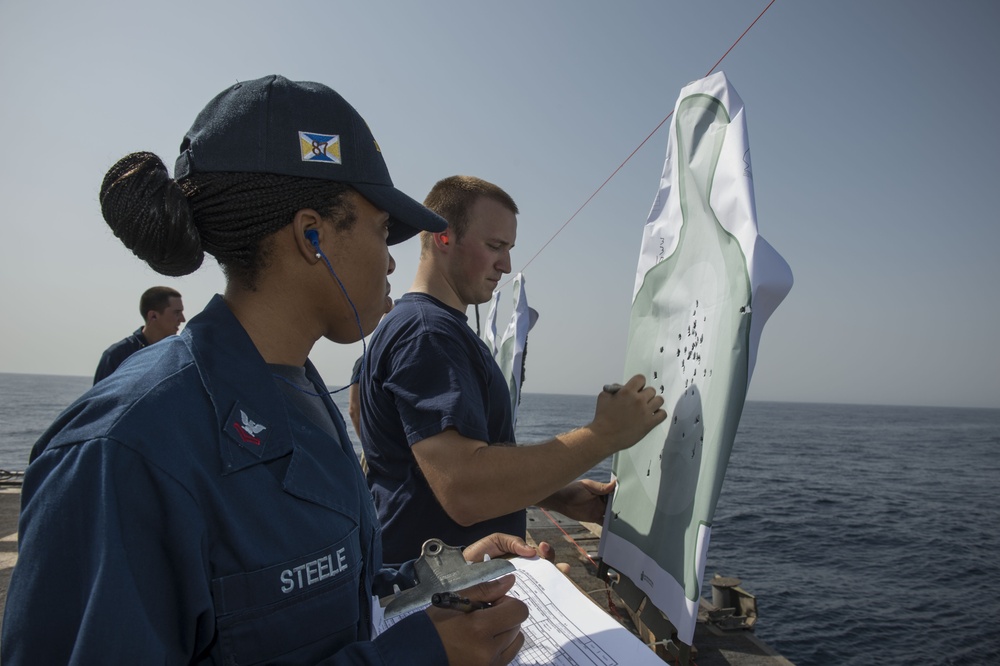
[1,1,998,409]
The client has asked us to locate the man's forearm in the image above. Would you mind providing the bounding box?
[414,427,611,526]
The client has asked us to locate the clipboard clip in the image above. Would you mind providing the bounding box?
[383,538,515,619]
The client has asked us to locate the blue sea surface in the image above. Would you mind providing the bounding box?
[516,394,1000,666]
[0,373,94,470]
[2,374,999,665]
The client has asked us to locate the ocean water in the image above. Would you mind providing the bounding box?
[2,373,999,665]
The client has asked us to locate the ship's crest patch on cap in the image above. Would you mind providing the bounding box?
[299,131,341,164]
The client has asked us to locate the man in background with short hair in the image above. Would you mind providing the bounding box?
[359,175,665,567]
[93,286,185,384]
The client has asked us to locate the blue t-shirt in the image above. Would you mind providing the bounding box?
[360,293,525,566]
[93,327,149,385]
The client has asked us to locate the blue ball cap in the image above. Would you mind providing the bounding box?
[174,75,446,245]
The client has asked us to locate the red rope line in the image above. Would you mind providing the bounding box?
[501,0,777,288]
[537,506,598,567]
[536,507,625,623]
[703,0,777,78]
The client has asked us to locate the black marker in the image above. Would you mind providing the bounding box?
[603,383,623,394]
[431,592,490,613]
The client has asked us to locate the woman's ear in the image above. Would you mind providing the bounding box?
[292,209,324,263]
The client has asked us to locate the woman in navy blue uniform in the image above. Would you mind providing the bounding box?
[1,75,535,665]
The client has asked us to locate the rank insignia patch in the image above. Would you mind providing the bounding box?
[225,402,269,457]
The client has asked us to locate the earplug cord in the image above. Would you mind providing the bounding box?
[271,237,367,398]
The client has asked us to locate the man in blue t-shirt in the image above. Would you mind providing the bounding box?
[93,286,185,384]
[360,175,667,567]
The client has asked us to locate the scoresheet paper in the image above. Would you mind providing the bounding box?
[376,556,663,665]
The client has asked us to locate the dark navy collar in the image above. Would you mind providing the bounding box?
[400,292,468,322]
[131,327,150,348]
[181,295,296,474]
[179,295,363,515]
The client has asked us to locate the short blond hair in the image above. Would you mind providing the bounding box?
[420,175,518,252]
